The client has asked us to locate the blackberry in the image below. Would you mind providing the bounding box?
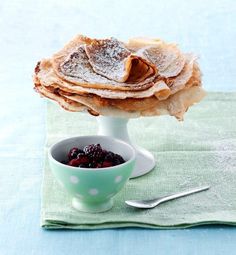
[104,151,125,166]
[96,163,102,168]
[113,154,125,165]
[101,149,108,160]
[67,144,125,168]
[83,144,103,160]
[78,163,89,168]
[104,151,115,161]
[76,153,89,164]
[68,147,80,160]
[88,162,97,168]
[68,154,89,167]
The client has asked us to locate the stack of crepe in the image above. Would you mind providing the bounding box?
[33,35,205,120]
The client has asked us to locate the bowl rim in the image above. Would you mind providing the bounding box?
[48,135,136,172]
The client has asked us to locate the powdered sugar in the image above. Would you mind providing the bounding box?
[142,45,179,73]
[61,45,110,84]
[160,53,186,78]
[85,38,131,82]
[168,54,196,94]
[59,44,155,90]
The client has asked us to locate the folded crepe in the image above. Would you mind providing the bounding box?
[128,37,186,78]
[52,35,157,91]
[33,35,205,120]
[35,58,171,100]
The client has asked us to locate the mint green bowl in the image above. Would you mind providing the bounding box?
[48,136,136,213]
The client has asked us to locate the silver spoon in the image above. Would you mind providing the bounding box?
[125,186,210,209]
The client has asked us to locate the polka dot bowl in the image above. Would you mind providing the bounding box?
[48,135,136,213]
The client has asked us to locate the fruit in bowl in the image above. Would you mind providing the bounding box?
[48,136,135,213]
[64,143,125,168]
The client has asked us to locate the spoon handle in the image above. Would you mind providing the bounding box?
[157,186,210,205]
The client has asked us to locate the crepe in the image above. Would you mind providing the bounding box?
[60,85,205,119]
[166,54,197,94]
[34,81,205,120]
[52,35,157,91]
[33,35,205,121]
[34,83,86,112]
[128,37,186,78]
[34,83,140,118]
[36,55,200,100]
[141,86,205,120]
[35,59,171,100]
[85,37,156,83]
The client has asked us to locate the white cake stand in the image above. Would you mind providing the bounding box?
[97,116,156,178]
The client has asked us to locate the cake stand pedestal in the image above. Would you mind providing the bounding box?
[97,116,155,178]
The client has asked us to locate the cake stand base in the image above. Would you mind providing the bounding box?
[97,116,156,178]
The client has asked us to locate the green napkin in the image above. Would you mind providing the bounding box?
[41,92,236,229]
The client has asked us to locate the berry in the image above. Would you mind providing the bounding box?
[102,161,113,168]
[78,163,89,168]
[101,149,108,159]
[104,151,115,161]
[83,144,103,160]
[104,151,125,165]
[88,162,96,168]
[68,154,89,167]
[66,144,125,168]
[68,158,80,167]
[68,147,80,160]
[113,154,125,165]
[77,153,89,164]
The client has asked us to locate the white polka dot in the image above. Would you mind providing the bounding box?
[115,175,123,183]
[89,188,98,196]
[75,193,83,199]
[70,176,79,184]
